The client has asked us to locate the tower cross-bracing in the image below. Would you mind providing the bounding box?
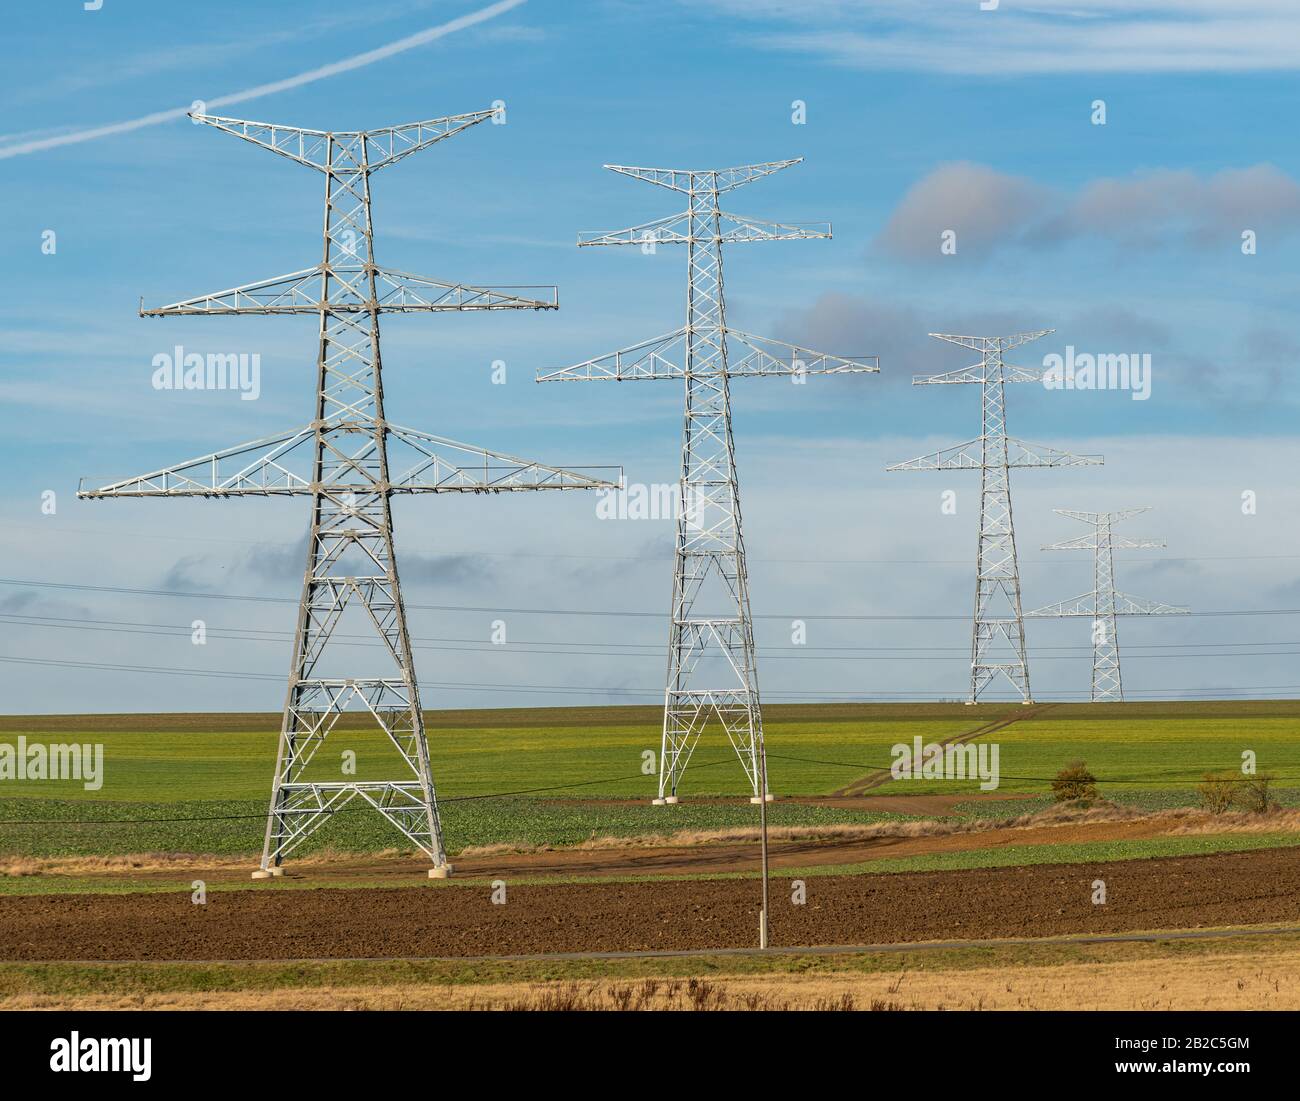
[538,160,878,802]
[1027,508,1188,701]
[79,110,618,877]
[887,331,1102,705]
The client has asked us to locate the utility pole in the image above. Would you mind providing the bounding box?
[1027,508,1188,701]
[888,331,1102,704]
[539,159,878,802]
[80,110,617,878]
[758,731,770,949]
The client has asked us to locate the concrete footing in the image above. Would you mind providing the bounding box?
[428,864,454,879]
[749,792,776,804]
[664,795,679,804]
[251,867,284,880]
[651,797,666,805]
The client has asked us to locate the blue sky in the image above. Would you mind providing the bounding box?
[2,0,1299,711]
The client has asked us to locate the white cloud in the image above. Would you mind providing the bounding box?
[0,0,527,161]
[695,1,1300,74]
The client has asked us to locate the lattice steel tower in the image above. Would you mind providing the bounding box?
[80,110,616,877]
[1027,508,1188,701]
[888,331,1101,704]
[538,160,878,801]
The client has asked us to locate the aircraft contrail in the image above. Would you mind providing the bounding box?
[0,0,526,161]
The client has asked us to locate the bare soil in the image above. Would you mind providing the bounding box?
[1,809,1180,884]
[3,847,1299,962]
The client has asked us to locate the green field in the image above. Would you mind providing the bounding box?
[0,794,922,859]
[1,700,1297,859]
[0,703,978,801]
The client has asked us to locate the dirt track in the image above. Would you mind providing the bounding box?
[832,704,1055,797]
[4,848,1299,962]
[1,811,1179,886]
[450,815,1180,879]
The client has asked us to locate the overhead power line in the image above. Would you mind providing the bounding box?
[2,576,1298,621]
[3,612,1299,663]
[5,521,1293,567]
[1,653,1297,701]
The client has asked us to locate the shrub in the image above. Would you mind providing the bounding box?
[1051,760,1098,802]
[1238,773,1278,814]
[1197,771,1238,814]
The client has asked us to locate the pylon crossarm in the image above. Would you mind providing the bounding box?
[374,270,557,311]
[604,158,802,195]
[1114,592,1189,616]
[1005,438,1103,467]
[1025,593,1098,617]
[1028,593,1187,617]
[538,326,875,383]
[707,158,804,193]
[603,165,697,193]
[142,266,326,315]
[1055,506,1151,525]
[1041,534,1166,551]
[577,211,829,248]
[717,212,831,243]
[190,109,494,173]
[930,329,1055,352]
[78,426,315,498]
[578,213,692,247]
[887,438,983,471]
[143,266,557,316]
[724,328,878,377]
[360,111,496,170]
[914,362,1044,385]
[537,327,689,382]
[386,424,621,491]
[190,114,331,170]
[1041,534,1100,551]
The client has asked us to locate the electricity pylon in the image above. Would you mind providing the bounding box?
[538,160,878,802]
[888,331,1102,704]
[79,110,618,877]
[1027,508,1188,701]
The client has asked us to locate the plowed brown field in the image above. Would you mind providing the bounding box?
[3,847,1299,962]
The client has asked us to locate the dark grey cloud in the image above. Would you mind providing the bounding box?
[777,293,1300,411]
[776,293,1048,388]
[157,535,500,592]
[876,162,1052,263]
[0,590,41,613]
[398,551,497,587]
[160,554,226,592]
